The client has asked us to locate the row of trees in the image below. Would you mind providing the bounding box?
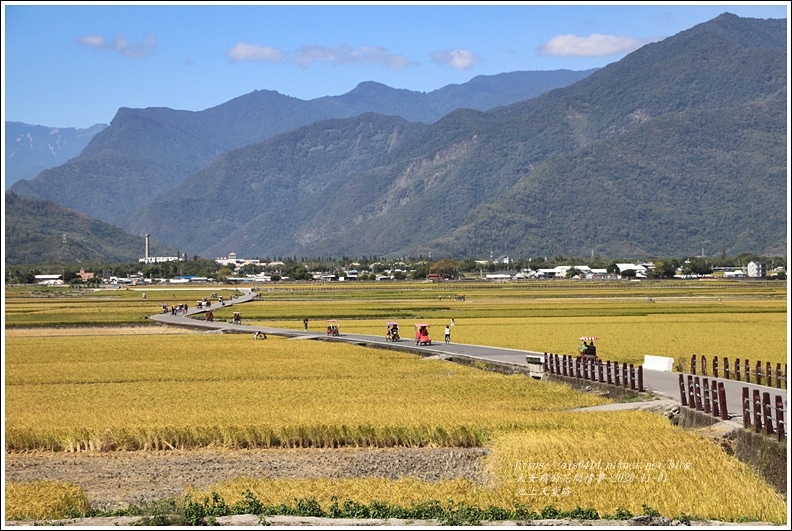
[4,252,785,285]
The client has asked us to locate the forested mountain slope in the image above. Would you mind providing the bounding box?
[116,13,785,259]
[8,70,594,224]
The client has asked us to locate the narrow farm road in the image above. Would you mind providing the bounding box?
[150,289,787,419]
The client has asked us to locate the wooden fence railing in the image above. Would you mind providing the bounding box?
[678,374,729,420]
[678,375,787,442]
[544,353,644,392]
[742,387,787,442]
[690,355,787,389]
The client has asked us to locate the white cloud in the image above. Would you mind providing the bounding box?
[430,49,480,70]
[76,34,156,58]
[226,42,284,63]
[538,33,657,57]
[293,44,411,69]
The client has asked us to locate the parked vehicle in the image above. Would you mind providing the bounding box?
[326,319,340,336]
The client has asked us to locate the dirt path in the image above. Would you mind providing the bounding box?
[5,447,489,512]
[5,446,771,526]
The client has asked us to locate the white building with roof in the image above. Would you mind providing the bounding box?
[615,263,647,278]
[746,260,767,278]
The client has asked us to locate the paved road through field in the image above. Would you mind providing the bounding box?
[151,289,787,419]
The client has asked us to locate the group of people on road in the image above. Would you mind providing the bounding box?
[579,341,597,358]
[163,303,189,315]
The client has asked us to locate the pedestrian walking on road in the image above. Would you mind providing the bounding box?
[303,318,309,331]
[444,325,451,344]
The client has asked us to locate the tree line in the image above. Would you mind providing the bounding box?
[4,252,786,285]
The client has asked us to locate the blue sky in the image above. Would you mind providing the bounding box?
[2,1,789,129]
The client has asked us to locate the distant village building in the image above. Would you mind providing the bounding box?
[76,269,95,281]
[615,263,648,278]
[139,233,181,264]
[215,252,239,267]
[215,252,264,270]
[139,256,181,264]
[746,260,767,278]
[34,274,63,285]
[485,272,513,280]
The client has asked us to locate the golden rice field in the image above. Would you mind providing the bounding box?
[3,281,788,522]
[4,481,91,521]
[191,411,787,522]
[234,283,787,369]
[4,334,610,452]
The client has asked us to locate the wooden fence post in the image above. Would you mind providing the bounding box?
[717,382,728,420]
[693,376,703,411]
[606,361,613,385]
[598,361,605,383]
[629,364,636,390]
[775,363,782,389]
[742,387,751,428]
[687,375,696,407]
[765,362,772,388]
[701,355,707,376]
[775,395,785,441]
[712,356,719,378]
[691,354,697,375]
[544,353,549,372]
[763,392,773,436]
[735,359,741,381]
[678,374,688,406]
[702,378,711,414]
[723,357,730,380]
[711,379,720,418]
[753,389,762,433]
[622,362,628,388]
[755,361,762,386]
[745,359,751,383]
[637,366,644,392]
[614,362,620,386]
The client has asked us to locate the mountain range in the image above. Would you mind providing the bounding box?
[4,122,107,190]
[5,13,787,265]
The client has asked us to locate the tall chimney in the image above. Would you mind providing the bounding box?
[145,233,149,259]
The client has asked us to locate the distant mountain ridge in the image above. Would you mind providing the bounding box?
[112,12,784,260]
[8,69,596,223]
[4,13,787,264]
[4,122,107,189]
